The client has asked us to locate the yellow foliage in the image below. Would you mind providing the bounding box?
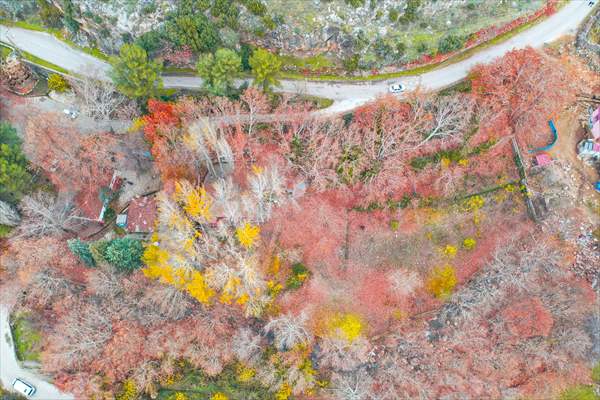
[440,157,451,168]
[504,183,516,193]
[463,237,476,250]
[211,393,228,400]
[167,393,188,400]
[116,379,137,400]
[237,364,256,382]
[270,255,281,276]
[142,243,170,269]
[185,271,214,304]
[392,309,407,320]
[457,158,469,167]
[236,222,260,248]
[251,164,263,175]
[328,313,363,343]
[236,293,249,305]
[275,383,292,400]
[180,185,212,220]
[465,195,485,212]
[442,245,457,258]
[129,117,145,133]
[426,265,457,299]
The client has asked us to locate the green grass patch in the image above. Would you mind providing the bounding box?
[11,312,42,362]
[157,365,272,400]
[294,94,334,109]
[0,224,13,238]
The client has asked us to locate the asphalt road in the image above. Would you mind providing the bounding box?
[0,306,73,399]
[1,1,592,113]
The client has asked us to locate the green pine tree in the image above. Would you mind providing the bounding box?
[67,239,96,267]
[196,48,241,95]
[104,238,144,273]
[249,48,282,92]
[110,44,163,99]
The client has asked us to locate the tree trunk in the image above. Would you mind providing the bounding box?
[0,200,21,227]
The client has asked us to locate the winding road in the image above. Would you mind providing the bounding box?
[0,306,73,399]
[0,2,595,398]
[0,1,594,113]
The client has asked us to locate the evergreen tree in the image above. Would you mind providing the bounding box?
[196,48,241,95]
[249,48,281,92]
[110,44,163,98]
[67,239,96,267]
[104,238,144,273]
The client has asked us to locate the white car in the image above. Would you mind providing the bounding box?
[62,108,79,119]
[12,378,36,397]
[388,83,406,93]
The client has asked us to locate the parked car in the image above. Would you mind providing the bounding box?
[388,83,405,94]
[63,108,79,119]
[12,378,36,397]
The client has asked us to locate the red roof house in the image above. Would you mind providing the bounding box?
[126,196,157,233]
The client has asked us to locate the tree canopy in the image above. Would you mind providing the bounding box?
[110,44,163,99]
[249,48,282,92]
[196,48,242,95]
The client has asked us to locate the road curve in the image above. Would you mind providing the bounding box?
[0,306,74,399]
[0,1,594,113]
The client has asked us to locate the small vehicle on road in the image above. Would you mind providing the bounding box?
[12,378,36,397]
[63,108,79,119]
[388,83,406,94]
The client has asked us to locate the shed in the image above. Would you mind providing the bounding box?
[126,196,157,233]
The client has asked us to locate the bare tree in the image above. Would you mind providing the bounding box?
[69,71,128,121]
[18,192,84,237]
[416,94,475,147]
[0,199,20,226]
[43,302,112,372]
[232,327,263,364]
[264,312,311,351]
[329,369,374,400]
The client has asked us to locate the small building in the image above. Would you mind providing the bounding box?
[577,139,600,165]
[125,196,157,234]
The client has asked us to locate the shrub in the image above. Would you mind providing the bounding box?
[343,54,360,73]
[245,0,267,16]
[47,73,70,92]
[462,237,476,250]
[68,239,96,267]
[388,8,399,22]
[285,262,310,289]
[37,0,63,28]
[390,219,399,231]
[426,265,457,299]
[438,34,465,54]
[345,0,365,7]
[104,238,144,273]
[442,245,457,258]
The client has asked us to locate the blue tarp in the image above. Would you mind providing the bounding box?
[528,120,558,153]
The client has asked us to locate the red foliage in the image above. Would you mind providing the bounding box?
[94,321,148,383]
[23,113,119,215]
[470,47,579,147]
[502,297,554,339]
